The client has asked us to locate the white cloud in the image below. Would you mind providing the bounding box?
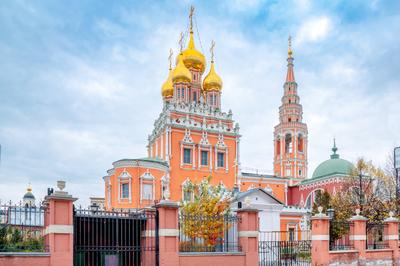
[296,16,333,44]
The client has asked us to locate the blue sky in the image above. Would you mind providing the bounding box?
[1,0,399,204]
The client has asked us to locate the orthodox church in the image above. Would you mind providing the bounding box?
[101,7,354,231]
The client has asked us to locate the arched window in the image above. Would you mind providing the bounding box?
[298,135,304,152]
[305,189,324,209]
[285,133,292,154]
[276,139,281,155]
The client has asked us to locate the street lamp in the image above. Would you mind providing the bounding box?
[394,146,400,199]
[327,208,335,220]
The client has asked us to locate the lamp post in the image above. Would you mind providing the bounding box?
[327,208,335,220]
[359,170,363,211]
[394,146,400,200]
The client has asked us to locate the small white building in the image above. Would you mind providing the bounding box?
[231,188,284,232]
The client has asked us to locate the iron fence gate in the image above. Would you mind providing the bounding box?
[73,207,158,266]
[259,231,311,266]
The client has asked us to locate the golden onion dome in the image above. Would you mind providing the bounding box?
[178,31,206,73]
[203,61,222,92]
[172,53,192,83]
[161,69,173,98]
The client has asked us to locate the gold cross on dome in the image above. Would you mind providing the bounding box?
[288,35,293,57]
[168,49,173,69]
[210,40,215,62]
[178,32,184,52]
[189,6,195,30]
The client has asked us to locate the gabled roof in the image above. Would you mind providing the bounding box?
[233,188,283,205]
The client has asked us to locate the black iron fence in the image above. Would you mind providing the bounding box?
[259,231,311,266]
[366,222,388,250]
[329,221,354,251]
[73,207,158,266]
[0,201,47,252]
[179,213,241,252]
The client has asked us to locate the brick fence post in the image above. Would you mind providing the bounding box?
[44,181,77,266]
[156,201,179,266]
[142,208,157,266]
[384,211,400,266]
[349,209,367,266]
[237,208,259,266]
[311,209,330,266]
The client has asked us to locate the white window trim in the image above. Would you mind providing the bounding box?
[118,169,132,203]
[140,171,155,202]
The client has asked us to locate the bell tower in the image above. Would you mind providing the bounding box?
[273,36,308,179]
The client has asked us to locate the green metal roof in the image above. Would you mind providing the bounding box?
[23,191,35,199]
[311,140,354,179]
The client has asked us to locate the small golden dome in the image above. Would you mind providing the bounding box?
[172,53,192,83]
[179,31,206,73]
[161,69,173,98]
[203,61,222,92]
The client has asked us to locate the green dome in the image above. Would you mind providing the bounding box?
[312,141,354,179]
[23,191,35,200]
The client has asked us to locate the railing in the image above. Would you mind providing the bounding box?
[259,231,311,266]
[329,221,354,251]
[0,202,47,252]
[73,206,158,266]
[366,222,389,250]
[179,213,241,252]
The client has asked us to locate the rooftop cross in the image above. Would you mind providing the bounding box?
[168,48,173,70]
[178,32,184,52]
[189,5,195,31]
[288,35,293,58]
[210,40,215,62]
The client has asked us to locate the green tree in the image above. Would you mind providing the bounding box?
[312,190,331,215]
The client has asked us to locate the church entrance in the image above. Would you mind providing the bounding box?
[73,207,159,266]
[259,230,311,266]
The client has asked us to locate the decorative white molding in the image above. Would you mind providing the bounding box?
[238,231,258,237]
[159,229,179,237]
[384,235,399,240]
[311,235,329,241]
[182,129,193,143]
[349,235,367,241]
[199,131,210,146]
[44,225,73,235]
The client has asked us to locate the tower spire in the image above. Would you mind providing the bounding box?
[286,35,295,82]
[331,139,339,159]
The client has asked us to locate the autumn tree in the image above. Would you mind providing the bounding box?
[180,176,233,249]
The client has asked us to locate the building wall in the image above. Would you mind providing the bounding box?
[104,162,167,210]
[280,214,303,232]
[288,176,345,207]
[239,178,287,203]
[167,126,237,202]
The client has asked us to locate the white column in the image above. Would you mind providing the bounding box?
[209,146,213,171]
[155,138,158,158]
[129,178,132,203]
[192,145,195,169]
[165,128,169,162]
[161,133,164,160]
[225,148,229,172]
[198,146,201,168]
[180,144,183,167]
